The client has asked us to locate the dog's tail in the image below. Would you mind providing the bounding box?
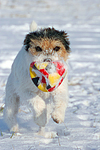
[30,21,38,32]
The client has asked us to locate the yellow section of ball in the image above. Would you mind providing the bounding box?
[30,67,36,78]
[38,83,48,92]
[35,62,48,70]
[48,73,61,87]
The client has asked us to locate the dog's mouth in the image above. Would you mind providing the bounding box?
[43,58,52,62]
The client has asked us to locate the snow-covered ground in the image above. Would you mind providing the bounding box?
[0,0,100,149]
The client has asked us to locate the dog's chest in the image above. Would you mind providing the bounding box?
[37,91,54,103]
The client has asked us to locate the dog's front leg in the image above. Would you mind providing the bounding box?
[29,95,57,138]
[28,95,47,127]
[52,84,69,124]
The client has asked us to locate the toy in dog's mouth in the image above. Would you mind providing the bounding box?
[29,61,67,92]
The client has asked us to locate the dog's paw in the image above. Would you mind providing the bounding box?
[52,111,64,124]
[44,131,57,138]
[36,131,57,138]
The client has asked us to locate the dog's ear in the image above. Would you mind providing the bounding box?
[24,21,38,51]
[24,34,32,51]
[30,21,37,32]
[61,31,71,53]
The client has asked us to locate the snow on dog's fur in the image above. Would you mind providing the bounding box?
[4,21,70,138]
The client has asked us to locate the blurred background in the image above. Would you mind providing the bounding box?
[0,0,100,25]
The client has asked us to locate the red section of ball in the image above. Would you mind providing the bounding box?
[39,69,49,78]
[58,78,63,86]
[48,86,56,92]
[41,76,46,83]
[30,62,35,68]
[54,62,65,76]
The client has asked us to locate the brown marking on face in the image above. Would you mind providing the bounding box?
[29,40,42,56]
[29,38,69,61]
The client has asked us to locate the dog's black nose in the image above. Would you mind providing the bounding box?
[43,58,52,62]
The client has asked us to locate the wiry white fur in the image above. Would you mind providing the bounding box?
[4,26,69,138]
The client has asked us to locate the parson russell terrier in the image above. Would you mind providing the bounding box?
[4,21,70,138]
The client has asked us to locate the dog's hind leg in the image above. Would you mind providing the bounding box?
[4,93,20,132]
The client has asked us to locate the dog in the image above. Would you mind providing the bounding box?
[4,21,70,138]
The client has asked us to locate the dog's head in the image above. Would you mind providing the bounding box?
[24,28,70,62]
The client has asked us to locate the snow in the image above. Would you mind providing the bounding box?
[0,0,100,149]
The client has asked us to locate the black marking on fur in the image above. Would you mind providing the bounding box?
[24,27,70,53]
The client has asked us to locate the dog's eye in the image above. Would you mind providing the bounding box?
[35,46,42,52]
[53,46,60,52]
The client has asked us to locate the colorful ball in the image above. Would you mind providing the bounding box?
[29,61,67,92]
